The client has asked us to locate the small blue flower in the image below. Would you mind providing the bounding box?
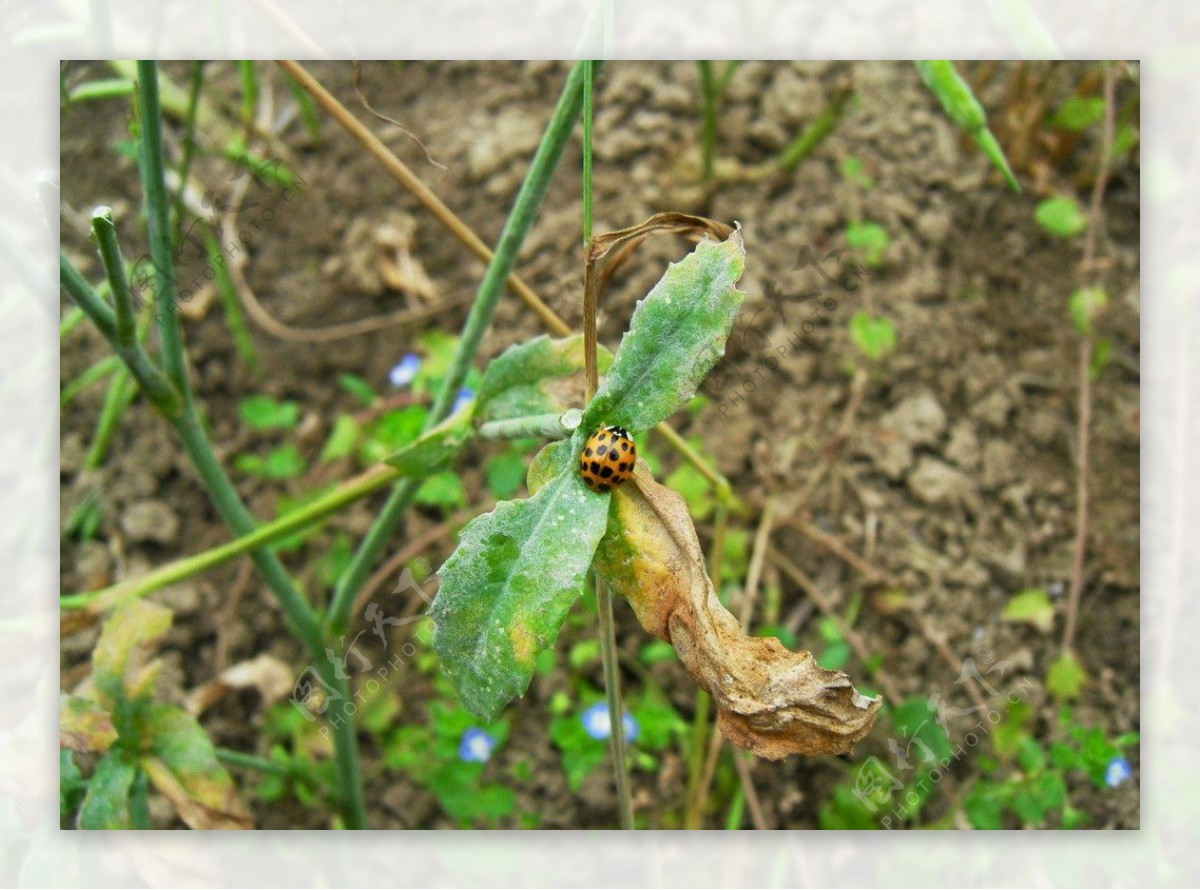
[451,386,475,415]
[388,353,421,388]
[1105,755,1133,788]
[580,702,639,743]
[458,727,498,763]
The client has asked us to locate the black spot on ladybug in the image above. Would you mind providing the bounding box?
[590,461,600,474]
[597,483,611,493]
[618,462,628,471]
[585,447,593,457]
[621,442,629,451]
[600,466,613,478]
[609,451,619,461]
[597,445,608,456]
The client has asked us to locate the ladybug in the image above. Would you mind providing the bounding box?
[579,424,636,493]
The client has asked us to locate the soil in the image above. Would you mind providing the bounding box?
[59,61,1140,829]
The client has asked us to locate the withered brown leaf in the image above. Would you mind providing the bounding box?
[593,462,882,759]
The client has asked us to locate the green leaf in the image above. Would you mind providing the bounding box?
[1002,588,1056,633]
[845,221,890,268]
[415,471,466,509]
[237,395,300,430]
[850,312,897,360]
[638,639,679,666]
[60,750,88,819]
[383,411,472,476]
[1035,196,1088,238]
[840,155,875,189]
[92,599,173,707]
[915,60,1020,193]
[485,450,528,500]
[1048,96,1106,131]
[964,784,1005,830]
[1046,651,1088,701]
[580,231,745,437]
[60,692,118,753]
[665,460,714,520]
[1017,737,1047,773]
[475,334,611,424]
[1068,286,1109,335]
[338,372,377,406]
[431,466,611,718]
[77,750,137,829]
[361,404,427,465]
[235,443,306,479]
[320,415,360,461]
[140,703,254,829]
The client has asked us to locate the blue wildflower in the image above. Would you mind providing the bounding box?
[1105,755,1133,788]
[458,727,498,763]
[388,353,421,388]
[580,702,639,743]
[451,386,475,415]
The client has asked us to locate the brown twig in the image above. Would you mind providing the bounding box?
[785,517,899,588]
[738,494,778,627]
[276,60,570,337]
[352,63,447,171]
[732,751,770,829]
[1063,62,1117,655]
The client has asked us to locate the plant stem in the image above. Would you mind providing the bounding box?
[478,410,582,442]
[1063,61,1117,656]
[171,61,206,249]
[583,60,595,242]
[324,60,593,641]
[60,354,121,407]
[61,464,401,610]
[776,81,855,172]
[135,60,188,395]
[581,61,634,830]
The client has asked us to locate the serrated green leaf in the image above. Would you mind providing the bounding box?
[915,60,1020,193]
[1035,196,1088,238]
[77,750,137,829]
[1002,587,1056,633]
[475,334,612,424]
[140,703,253,829]
[60,692,117,753]
[580,232,745,437]
[1046,651,1089,701]
[238,395,300,430]
[93,600,173,707]
[431,466,611,718]
[383,411,472,476]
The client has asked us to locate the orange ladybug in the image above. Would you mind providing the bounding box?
[579,424,636,493]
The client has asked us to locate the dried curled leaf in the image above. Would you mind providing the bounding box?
[593,463,881,758]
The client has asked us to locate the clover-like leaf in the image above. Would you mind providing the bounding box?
[140,703,254,829]
[475,334,612,425]
[431,456,611,719]
[579,231,745,439]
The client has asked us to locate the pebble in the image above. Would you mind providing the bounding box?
[908,456,974,506]
[881,392,947,447]
[120,500,181,545]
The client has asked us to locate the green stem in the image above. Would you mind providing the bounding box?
[60,354,121,407]
[324,60,594,640]
[84,369,136,469]
[215,747,291,776]
[172,61,206,249]
[478,410,582,442]
[61,465,401,609]
[135,60,188,394]
[776,82,855,172]
[597,577,635,829]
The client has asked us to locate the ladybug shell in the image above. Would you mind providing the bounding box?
[579,425,636,493]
